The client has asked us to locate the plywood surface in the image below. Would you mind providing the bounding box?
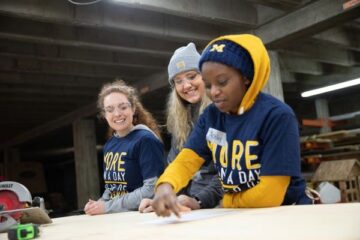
[1,203,359,240]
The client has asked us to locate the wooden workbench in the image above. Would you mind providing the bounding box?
[1,203,360,240]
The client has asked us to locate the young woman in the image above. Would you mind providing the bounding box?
[84,80,165,215]
[151,34,312,217]
[139,43,222,213]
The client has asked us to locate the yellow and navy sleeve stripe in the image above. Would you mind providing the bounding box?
[223,176,290,208]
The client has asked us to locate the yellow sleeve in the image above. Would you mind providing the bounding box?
[223,176,290,208]
[156,148,205,193]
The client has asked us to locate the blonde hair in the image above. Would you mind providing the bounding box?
[166,89,211,149]
[98,79,162,140]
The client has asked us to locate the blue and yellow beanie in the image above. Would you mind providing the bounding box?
[199,40,254,81]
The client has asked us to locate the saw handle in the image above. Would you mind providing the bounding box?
[32,197,45,211]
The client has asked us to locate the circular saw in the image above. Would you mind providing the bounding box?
[0,181,33,232]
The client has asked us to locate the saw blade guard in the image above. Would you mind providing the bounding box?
[0,181,33,222]
[0,181,32,203]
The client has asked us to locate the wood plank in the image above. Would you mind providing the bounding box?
[0,204,358,239]
[302,151,360,163]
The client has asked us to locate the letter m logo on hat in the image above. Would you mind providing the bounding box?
[210,44,225,53]
[176,60,186,70]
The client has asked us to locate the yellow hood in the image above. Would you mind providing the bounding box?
[204,34,270,115]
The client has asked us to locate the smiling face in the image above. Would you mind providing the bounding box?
[201,62,250,114]
[173,70,205,104]
[103,92,135,137]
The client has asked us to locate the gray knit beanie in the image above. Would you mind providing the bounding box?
[168,42,201,85]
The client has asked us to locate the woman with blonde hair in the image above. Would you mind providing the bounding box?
[84,79,165,215]
[139,43,222,213]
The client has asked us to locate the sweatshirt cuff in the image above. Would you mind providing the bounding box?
[222,193,235,208]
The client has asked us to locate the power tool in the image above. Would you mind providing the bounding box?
[0,181,51,233]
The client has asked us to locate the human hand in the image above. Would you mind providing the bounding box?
[177,195,200,210]
[138,198,154,213]
[84,199,105,215]
[151,183,181,218]
[84,199,96,212]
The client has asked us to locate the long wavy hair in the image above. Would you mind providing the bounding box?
[166,89,211,150]
[98,79,162,140]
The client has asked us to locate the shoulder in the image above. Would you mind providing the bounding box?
[256,94,299,133]
[200,103,220,119]
[204,103,217,113]
[103,136,117,149]
[131,129,162,145]
[131,130,164,157]
[195,104,217,128]
[258,92,295,117]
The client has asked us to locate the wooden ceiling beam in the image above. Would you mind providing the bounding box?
[110,0,257,26]
[0,0,222,41]
[255,0,360,48]
[0,71,169,149]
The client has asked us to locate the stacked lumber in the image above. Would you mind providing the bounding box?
[301,128,360,179]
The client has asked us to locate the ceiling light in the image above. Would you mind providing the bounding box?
[301,78,360,98]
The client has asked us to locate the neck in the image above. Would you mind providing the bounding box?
[115,124,134,137]
[189,101,201,121]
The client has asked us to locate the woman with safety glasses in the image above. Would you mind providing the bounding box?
[84,80,165,215]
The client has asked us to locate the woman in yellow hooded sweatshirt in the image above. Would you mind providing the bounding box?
[152,34,312,217]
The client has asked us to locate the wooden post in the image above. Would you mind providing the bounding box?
[73,119,100,209]
[315,98,331,133]
[263,51,284,102]
[339,181,347,202]
[3,149,9,179]
[3,148,20,180]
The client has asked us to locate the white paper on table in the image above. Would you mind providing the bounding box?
[142,209,236,225]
